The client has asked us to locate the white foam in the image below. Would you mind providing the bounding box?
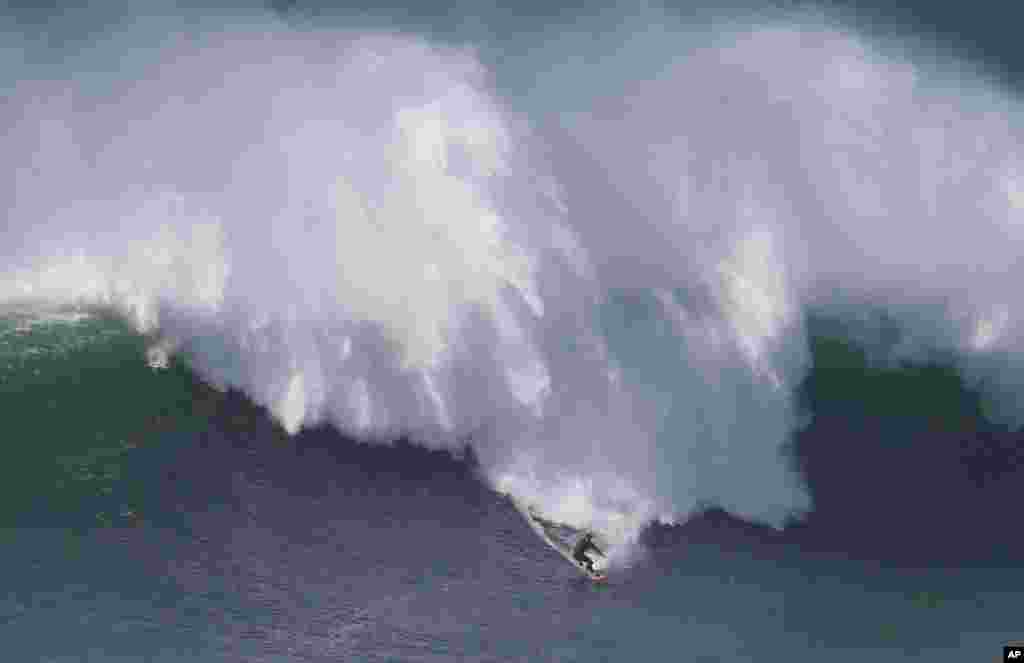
[6,4,1024,533]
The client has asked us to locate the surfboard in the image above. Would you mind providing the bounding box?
[507,494,608,581]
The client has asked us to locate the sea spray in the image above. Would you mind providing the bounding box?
[5,3,1024,551]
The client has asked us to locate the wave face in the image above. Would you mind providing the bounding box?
[5,3,1024,543]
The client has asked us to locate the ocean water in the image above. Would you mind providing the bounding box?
[4,0,1024,660]
[1,311,1021,661]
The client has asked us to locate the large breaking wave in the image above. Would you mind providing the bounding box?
[5,2,1024,549]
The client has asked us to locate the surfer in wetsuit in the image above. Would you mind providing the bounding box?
[572,532,604,574]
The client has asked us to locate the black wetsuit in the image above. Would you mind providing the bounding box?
[572,535,603,573]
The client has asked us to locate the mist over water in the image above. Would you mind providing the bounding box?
[5,1,1024,552]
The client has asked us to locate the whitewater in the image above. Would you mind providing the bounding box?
[5,0,1024,571]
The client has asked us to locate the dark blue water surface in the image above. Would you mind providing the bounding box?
[0,311,1021,661]
[3,416,1021,663]
[0,313,1015,663]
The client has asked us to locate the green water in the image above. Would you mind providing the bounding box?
[0,308,215,530]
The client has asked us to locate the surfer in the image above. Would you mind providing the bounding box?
[572,532,604,574]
